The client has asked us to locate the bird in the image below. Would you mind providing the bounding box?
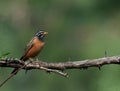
[11,30,48,74]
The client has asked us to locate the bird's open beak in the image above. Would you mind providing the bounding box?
[43,32,48,35]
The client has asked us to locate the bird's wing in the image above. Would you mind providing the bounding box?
[20,37,36,60]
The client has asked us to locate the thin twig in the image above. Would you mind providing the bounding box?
[39,66,68,77]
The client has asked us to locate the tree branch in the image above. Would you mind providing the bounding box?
[1,56,120,87]
[0,56,120,71]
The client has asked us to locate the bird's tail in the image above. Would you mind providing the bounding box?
[11,68,19,74]
[10,56,24,74]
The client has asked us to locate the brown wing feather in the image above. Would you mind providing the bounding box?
[20,37,36,61]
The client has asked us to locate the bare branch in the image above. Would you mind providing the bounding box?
[0,56,120,87]
[0,56,120,71]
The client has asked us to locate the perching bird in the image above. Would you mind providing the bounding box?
[11,30,48,74]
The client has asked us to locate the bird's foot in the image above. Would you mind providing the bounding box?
[28,58,34,63]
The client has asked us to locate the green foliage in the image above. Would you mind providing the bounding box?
[0,52,10,59]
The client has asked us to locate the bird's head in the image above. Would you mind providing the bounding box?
[35,30,48,40]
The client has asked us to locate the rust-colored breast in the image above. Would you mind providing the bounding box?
[25,37,45,59]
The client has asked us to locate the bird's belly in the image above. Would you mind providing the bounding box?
[26,44,44,58]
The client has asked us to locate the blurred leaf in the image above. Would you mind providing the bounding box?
[0,52,10,58]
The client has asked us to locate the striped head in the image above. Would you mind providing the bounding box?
[35,30,48,40]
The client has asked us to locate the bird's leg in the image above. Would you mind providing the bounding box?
[33,57,40,62]
[35,58,39,61]
[29,58,35,63]
[25,58,34,74]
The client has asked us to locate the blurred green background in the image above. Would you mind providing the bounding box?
[0,0,120,91]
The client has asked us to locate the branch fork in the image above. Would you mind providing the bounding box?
[0,56,120,77]
[1,56,120,87]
